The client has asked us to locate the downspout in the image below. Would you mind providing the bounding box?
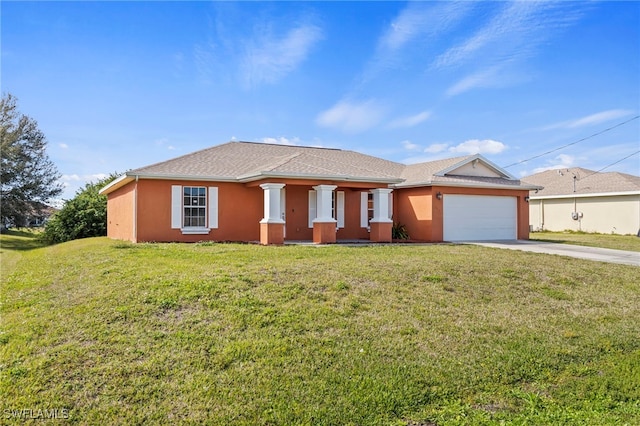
[133,175,139,243]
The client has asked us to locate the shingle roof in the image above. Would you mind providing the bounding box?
[131,141,405,182]
[522,167,640,196]
[101,141,537,194]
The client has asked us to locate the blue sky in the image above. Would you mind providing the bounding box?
[2,1,639,201]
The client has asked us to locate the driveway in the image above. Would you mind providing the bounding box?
[468,240,640,267]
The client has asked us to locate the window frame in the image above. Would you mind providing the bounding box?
[182,186,207,229]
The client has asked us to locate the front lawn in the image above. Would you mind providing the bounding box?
[1,236,639,425]
[530,231,640,252]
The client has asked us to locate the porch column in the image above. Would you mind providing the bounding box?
[259,183,285,245]
[370,188,393,242]
[312,184,337,244]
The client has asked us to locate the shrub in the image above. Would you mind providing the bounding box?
[392,222,409,240]
[40,174,118,244]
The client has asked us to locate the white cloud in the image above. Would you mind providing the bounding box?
[446,66,503,97]
[425,143,449,154]
[433,2,586,71]
[388,110,432,128]
[449,139,507,155]
[532,154,575,174]
[61,174,81,182]
[241,23,323,89]
[260,137,300,146]
[401,140,420,151]
[379,2,471,52]
[195,7,323,89]
[155,138,178,151]
[362,2,473,81]
[61,173,108,183]
[59,143,69,149]
[316,99,385,133]
[542,109,634,130]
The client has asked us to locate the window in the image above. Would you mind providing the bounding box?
[183,186,206,228]
[171,185,217,233]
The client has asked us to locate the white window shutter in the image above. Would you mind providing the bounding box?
[208,187,218,229]
[337,191,345,228]
[308,190,316,228]
[388,191,394,220]
[360,192,368,228]
[171,185,182,229]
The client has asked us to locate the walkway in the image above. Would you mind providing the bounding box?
[469,240,640,267]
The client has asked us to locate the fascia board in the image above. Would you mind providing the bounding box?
[393,180,540,190]
[529,190,640,200]
[130,173,238,182]
[99,174,134,195]
[237,171,403,184]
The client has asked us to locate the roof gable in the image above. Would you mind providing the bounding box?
[436,154,515,179]
[397,154,529,189]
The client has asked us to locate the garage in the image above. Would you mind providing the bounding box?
[443,195,517,241]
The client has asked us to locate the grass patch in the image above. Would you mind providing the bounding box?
[1,235,639,424]
[530,231,640,252]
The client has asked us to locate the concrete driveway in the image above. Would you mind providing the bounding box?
[468,240,640,267]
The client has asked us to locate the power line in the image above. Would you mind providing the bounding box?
[581,150,640,180]
[503,115,640,168]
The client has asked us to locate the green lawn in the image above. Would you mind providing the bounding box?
[1,235,639,425]
[530,231,640,252]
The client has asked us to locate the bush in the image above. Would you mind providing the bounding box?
[40,174,118,244]
[392,222,409,240]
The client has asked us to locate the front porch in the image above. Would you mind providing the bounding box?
[257,182,394,245]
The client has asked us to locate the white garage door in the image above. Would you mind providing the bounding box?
[443,195,517,241]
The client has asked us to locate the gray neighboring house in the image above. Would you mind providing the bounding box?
[522,167,640,235]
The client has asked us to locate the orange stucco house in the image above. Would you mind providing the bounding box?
[100,141,540,244]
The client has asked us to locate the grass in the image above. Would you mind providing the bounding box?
[530,231,640,252]
[1,234,639,425]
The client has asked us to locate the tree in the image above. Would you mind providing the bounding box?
[1,93,63,227]
[40,174,119,244]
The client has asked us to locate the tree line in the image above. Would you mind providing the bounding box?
[1,93,115,243]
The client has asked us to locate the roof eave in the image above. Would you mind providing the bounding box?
[99,174,135,195]
[530,190,640,200]
[393,180,540,190]
[131,172,237,182]
[237,171,404,184]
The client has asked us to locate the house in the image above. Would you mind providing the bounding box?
[522,167,640,235]
[99,141,539,244]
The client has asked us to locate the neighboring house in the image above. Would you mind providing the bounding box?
[26,204,58,227]
[100,141,539,244]
[522,167,640,235]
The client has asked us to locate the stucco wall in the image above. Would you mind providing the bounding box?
[106,183,136,242]
[107,178,386,243]
[530,194,640,235]
[395,186,530,241]
[135,179,263,243]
